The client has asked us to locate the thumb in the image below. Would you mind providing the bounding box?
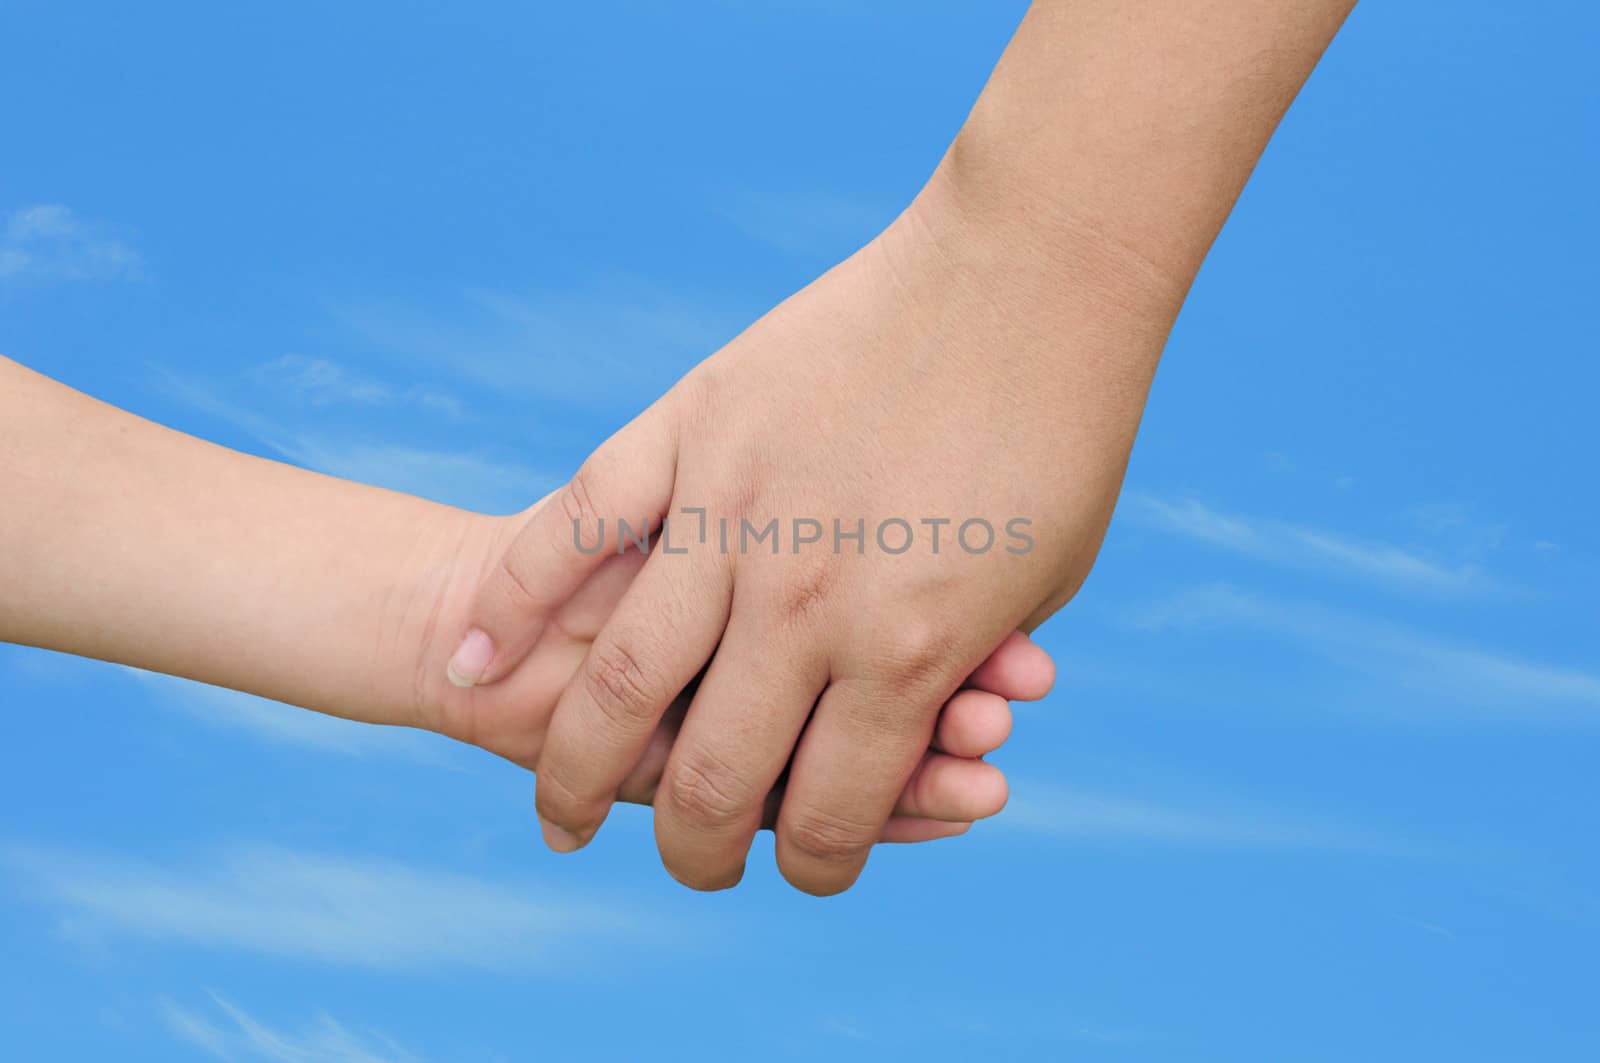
[446,403,678,687]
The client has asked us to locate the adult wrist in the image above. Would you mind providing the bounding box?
[907,152,1191,333]
[872,156,1183,430]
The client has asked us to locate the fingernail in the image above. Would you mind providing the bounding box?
[446,628,494,688]
[539,815,582,854]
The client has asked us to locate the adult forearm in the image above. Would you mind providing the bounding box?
[919,0,1355,306]
[0,356,485,729]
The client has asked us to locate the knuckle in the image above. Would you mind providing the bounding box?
[783,804,875,867]
[664,751,756,832]
[558,464,605,530]
[775,561,838,627]
[583,636,660,731]
[875,615,957,688]
[714,465,763,532]
[838,684,930,746]
[673,365,718,419]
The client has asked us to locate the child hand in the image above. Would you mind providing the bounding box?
[415,515,1054,846]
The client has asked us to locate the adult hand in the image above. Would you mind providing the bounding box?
[448,181,1174,892]
[448,0,1351,893]
[418,510,1057,843]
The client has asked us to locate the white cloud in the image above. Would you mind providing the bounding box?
[719,188,894,260]
[270,436,550,516]
[0,204,142,283]
[154,366,551,514]
[9,843,657,972]
[1131,583,1600,726]
[332,280,746,411]
[163,993,421,1063]
[819,1016,871,1041]
[1120,492,1495,595]
[250,356,464,418]
[1394,915,1457,941]
[1003,781,1395,853]
[121,667,449,762]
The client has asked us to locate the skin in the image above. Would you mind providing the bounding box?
[0,356,1056,842]
[453,0,1359,893]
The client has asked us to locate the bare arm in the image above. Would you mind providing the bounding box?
[939,0,1358,287]
[0,354,479,727]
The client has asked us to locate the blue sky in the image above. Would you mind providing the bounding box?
[3,1,1598,1059]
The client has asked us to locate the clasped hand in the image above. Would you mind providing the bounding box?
[439,185,1169,895]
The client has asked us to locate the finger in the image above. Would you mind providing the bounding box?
[775,669,953,896]
[556,549,651,637]
[931,689,1013,758]
[963,630,1056,702]
[534,545,732,852]
[446,406,677,688]
[878,818,971,844]
[654,610,828,891]
[622,692,1010,834]
[890,752,1009,821]
[614,694,690,808]
[626,743,992,849]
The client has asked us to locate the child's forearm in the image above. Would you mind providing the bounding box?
[0,355,495,729]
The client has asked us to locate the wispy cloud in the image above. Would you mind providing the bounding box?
[1393,915,1458,941]
[249,356,465,418]
[9,844,658,972]
[1121,492,1496,595]
[154,364,551,513]
[271,436,549,516]
[819,1016,871,1041]
[820,1004,1147,1048]
[703,0,871,15]
[332,281,746,412]
[1004,781,1396,853]
[1131,583,1600,726]
[122,668,449,762]
[163,994,421,1063]
[719,188,895,261]
[0,204,142,283]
